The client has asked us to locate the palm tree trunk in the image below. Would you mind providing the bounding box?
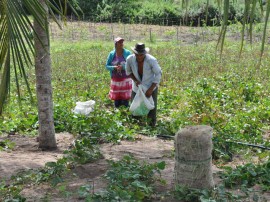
[34,0,57,150]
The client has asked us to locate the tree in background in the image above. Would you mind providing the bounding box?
[181,0,269,59]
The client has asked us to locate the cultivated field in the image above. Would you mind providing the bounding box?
[1,21,270,201]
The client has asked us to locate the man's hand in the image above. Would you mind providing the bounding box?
[145,88,153,97]
[145,83,157,97]
[135,80,141,86]
[130,73,141,86]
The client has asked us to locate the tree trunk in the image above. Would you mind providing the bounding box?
[34,0,57,150]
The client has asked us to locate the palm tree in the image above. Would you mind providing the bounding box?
[0,0,79,150]
[34,0,57,149]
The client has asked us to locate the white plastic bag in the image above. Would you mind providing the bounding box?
[73,100,95,116]
[129,85,155,116]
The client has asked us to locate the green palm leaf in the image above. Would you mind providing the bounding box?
[0,0,45,114]
[0,0,81,114]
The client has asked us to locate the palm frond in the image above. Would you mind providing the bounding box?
[0,52,10,115]
[0,0,81,114]
[45,0,81,29]
[0,0,47,114]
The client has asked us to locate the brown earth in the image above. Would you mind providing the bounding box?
[0,133,269,201]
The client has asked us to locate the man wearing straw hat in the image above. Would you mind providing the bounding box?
[126,43,162,126]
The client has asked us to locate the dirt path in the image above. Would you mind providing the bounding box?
[1,133,267,201]
[0,133,74,179]
[0,133,180,201]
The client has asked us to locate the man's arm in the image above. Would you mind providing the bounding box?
[145,83,157,97]
[126,56,141,86]
[130,73,141,86]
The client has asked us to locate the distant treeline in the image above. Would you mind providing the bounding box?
[32,0,264,26]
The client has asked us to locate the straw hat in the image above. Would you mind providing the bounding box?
[131,43,150,54]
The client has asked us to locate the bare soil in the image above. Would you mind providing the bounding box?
[0,133,269,201]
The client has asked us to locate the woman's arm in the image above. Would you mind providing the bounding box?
[106,52,116,72]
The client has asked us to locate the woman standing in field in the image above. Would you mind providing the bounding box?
[106,37,132,108]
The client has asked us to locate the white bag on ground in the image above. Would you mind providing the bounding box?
[73,100,95,116]
[129,85,155,116]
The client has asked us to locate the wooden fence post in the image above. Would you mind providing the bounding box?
[150,28,152,42]
[176,26,179,44]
